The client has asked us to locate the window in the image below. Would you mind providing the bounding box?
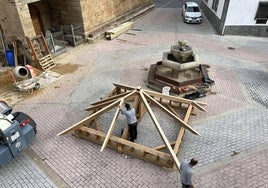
[255,2,268,24]
[212,0,219,12]
[187,6,200,12]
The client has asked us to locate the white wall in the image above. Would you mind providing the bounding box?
[204,0,225,18]
[225,0,260,25]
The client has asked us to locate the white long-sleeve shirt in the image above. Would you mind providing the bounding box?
[120,108,137,124]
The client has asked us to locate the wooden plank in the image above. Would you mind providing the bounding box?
[93,119,101,131]
[86,92,137,112]
[142,90,200,136]
[57,99,121,136]
[113,83,136,91]
[86,99,120,112]
[105,22,134,40]
[101,99,124,152]
[138,100,147,120]
[192,101,207,112]
[58,90,137,136]
[90,92,131,105]
[76,126,172,159]
[143,89,207,108]
[154,141,176,150]
[167,104,193,154]
[39,54,56,70]
[139,90,181,170]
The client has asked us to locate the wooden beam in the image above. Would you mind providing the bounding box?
[143,89,207,108]
[76,126,172,161]
[57,99,121,136]
[93,119,101,131]
[101,99,124,152]
[105,22,134,40]
[173,104,193,154]
[192,101,207,112]
[139,90,181,170]
[86,99,118,111]
[58,90,137,136]
[90,91,131,106]
[138,100,147,121]
[142,91,200,136]
[154,141,176,150]
[113,83,136,91]
[86,94,137,112]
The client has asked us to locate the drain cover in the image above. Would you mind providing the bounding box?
[227,47,235,50]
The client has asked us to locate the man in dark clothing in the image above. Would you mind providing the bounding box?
[180,158,198,188]
[119,103,137,142]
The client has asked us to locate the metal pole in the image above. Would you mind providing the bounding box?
[71,25,76,47]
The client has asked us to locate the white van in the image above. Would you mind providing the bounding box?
[182,2,202,23]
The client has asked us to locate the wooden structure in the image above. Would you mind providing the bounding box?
[58,83,207,170]
[26,35,56,71]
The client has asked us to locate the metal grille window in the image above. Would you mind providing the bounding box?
[255,2,268,24]
[212,0,219,12]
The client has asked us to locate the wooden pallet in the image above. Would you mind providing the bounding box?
[38,54,56,70]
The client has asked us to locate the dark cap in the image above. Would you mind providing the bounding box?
[190,158,198,166]
[125,103,130,109]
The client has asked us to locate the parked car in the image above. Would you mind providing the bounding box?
[182,2,202,23]
[0,101,37,167]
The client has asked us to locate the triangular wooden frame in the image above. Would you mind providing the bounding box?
[58,83,206,170]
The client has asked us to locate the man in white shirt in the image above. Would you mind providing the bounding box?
[119,103,137,142]
[180,158,198,188]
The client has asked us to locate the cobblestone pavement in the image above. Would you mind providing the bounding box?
[1,0,268,187]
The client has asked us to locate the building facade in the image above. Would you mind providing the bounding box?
[201,0,268,37]
[0,0,153,46]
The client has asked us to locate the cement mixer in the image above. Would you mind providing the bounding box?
[9,65,40,94]
[12,66,29,79]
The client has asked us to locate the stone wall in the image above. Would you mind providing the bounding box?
[47,0,153,36]
[0,1,35,45]
[81,0,153,36]
[0,0,153,45]
[48,0,83,27]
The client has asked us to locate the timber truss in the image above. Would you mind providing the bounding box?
[58,83,207,170]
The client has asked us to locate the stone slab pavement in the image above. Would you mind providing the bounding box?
[1,0,268,187]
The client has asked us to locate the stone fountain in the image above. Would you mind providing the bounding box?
[147,40,214,99]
